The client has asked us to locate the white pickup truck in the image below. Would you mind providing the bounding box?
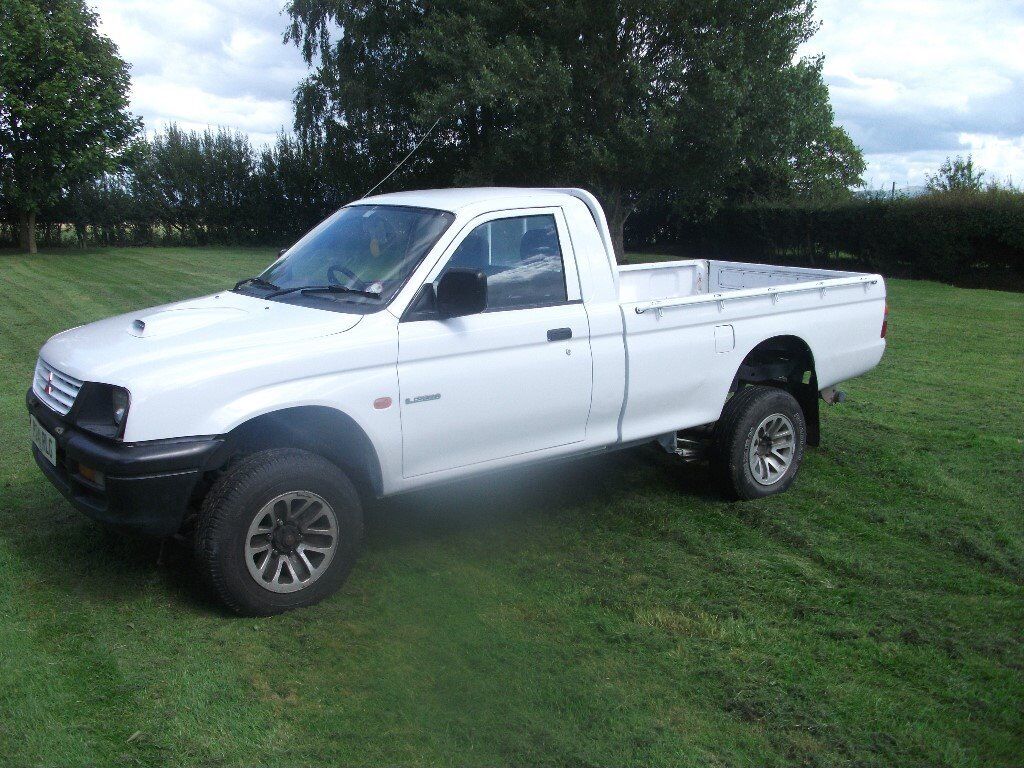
[28,188,887,614]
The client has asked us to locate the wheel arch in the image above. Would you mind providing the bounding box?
[207,406,384,498]
[731,334,821,446]
[733,334,816,381]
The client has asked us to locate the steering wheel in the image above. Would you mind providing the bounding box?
[327,264,366,290]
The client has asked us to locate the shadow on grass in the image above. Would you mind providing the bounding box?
[365,446,721,546]
[1,445,722,613]
[0,482,219,613]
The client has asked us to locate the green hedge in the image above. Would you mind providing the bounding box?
[627,192,1024,284]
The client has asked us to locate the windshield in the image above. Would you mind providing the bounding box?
[257,205,455,306]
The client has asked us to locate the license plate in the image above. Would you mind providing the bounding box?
[31,415,57,466]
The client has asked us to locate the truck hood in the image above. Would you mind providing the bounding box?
[40,292,363,384]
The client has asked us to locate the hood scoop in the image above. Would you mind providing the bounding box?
[127,305,251,338]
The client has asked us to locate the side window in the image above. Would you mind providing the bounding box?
[442,214,568,310]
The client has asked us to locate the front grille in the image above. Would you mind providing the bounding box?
[33,358,83,415]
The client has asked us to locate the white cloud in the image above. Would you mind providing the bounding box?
[861,137,1024,191]
[801,0,1024,187]
[91,0,306,145]
[957,134,1024,187]
[130,78,294,146]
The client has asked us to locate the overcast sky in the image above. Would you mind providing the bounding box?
[93,0,1024,190]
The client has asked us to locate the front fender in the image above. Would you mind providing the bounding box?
[121,312,403,493]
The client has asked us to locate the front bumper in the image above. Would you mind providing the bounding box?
[27,389,224,536]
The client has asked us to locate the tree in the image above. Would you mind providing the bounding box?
[254,132,355,244]
[726,55,865,202]
[0,0,139,253]
[286,0,863,259]
[142,124,258,244]
[927,155,985,194]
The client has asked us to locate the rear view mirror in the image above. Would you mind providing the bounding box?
[436,268,487,318]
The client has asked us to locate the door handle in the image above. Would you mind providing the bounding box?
[547,327,572,342]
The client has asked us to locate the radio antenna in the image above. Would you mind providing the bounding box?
[360,117,443,199]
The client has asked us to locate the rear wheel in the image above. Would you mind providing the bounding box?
[712,386,807,500]
[195,449,363,615]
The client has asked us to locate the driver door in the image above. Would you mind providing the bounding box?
[397,208,593,478]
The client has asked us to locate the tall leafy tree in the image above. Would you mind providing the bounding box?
[0,0,139,252]
[927,155,986,195]
[286,0,863,258]
[726,54,864,203]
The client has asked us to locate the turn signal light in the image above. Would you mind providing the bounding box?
[78,464,105,488]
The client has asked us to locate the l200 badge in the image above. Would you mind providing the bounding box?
[404,393,441,405]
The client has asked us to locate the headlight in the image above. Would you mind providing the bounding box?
[74,383,131,440]
[112,387,129,427]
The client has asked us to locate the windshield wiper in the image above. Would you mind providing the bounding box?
[266,284,381,300]
[234,275,280,291]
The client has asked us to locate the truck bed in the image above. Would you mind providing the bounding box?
[614,257,887,445]
[618,258,873,305]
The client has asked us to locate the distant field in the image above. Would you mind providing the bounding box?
[0,247,1021,767]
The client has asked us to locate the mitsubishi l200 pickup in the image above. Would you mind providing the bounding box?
[28,188,887,614]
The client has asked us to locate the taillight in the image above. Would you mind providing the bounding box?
[881,302,888,339]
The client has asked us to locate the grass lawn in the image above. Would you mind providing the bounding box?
[0,246,1021,767]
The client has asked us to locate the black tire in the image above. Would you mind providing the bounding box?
[712,385,807,501]
[195,448,363,616]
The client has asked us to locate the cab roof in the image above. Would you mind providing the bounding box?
[354,187,581,214]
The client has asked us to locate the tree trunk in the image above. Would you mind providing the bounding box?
[605,190,631,264]
[608,211,625,264]
[18,210,38,254]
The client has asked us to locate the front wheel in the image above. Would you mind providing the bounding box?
[195,449,363,615]
[712,386,807,500]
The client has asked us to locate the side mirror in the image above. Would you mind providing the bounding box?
[436,268,487,318]
[278,247,288,257]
